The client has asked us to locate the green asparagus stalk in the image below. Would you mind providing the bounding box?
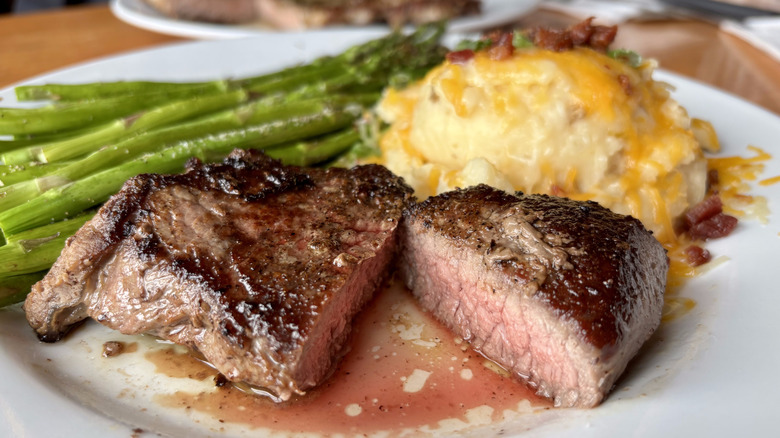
[14,80,229,102]
[1,128,93,152]
[0,212,93,276]
[285,29,446,101]
[1,90,249,165]
[0,236,72,276]
[267,128,360,167]
[0,180,46,214]
[14,66,335,102]
[233,30,408,92]
[244,62,347,95]
[0,162,69,186]
[0,271,46,307]
[233,62,329,91]
[5,210,93,244]
[0,88,232,136]
[0,97,364,237]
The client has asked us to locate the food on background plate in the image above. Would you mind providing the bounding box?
[142,0,481,29]
[143,0,257,24]
[23,150,413,401]
[400,185,667,407]
[374,19,715,246]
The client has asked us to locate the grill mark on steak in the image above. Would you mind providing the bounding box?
[23,150,413,401]
[400,185,668,407]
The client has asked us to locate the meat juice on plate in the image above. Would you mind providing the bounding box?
[148,279,549,435]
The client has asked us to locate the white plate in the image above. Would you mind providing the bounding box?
[1,34,779,437]
[110,0,541,39]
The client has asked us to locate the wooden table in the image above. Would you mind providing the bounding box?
[1,4,779,115]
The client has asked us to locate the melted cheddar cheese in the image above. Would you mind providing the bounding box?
[374,47,710,245]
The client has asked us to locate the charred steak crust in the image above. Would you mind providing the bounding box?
[24,150,414,400]
[400,184,668,407]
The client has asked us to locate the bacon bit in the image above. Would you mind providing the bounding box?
[684,195,723,229]
[526,18,618,52]
[684,245,712,267]
[589,25,618,52]
[688,213,738,240]
[569,17,596,45]
[446,49,475,64]
[528,17,617,52]
[488,31,515,61]
[482,29,503,44]
[617,74,633,95]
[707,169,720,190]
[449,19,620,61]
[681,194,739,240]
[531,27,574,52]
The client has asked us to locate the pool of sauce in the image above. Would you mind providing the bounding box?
[146,280,549,435]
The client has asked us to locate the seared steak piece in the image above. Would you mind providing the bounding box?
[24,150,413,401]
[400,185,667,408]
[255,0,481,30]
[142,0,258,24]
[141,0,481,28]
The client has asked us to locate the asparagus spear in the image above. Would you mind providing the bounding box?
[1,90,249,165]
[267,128,360,167]
[0,162,69,186]
[0,271,47,307]
[0,235,72,276]
[0,212,93,276]
[0,127,93,153]
[14,80,229,102]
[0,88,232,136]
[244,62,347,95]
[14,65,336,102]
[5,210,93,244]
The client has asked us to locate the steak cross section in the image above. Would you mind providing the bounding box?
[23,149,414,401]
[399,185,668,407]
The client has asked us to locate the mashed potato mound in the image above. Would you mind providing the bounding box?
[374,46,713,244]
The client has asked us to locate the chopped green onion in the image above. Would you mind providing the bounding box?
[608,49,643,68]
[512,32,534,49]
[455,38,494,52]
